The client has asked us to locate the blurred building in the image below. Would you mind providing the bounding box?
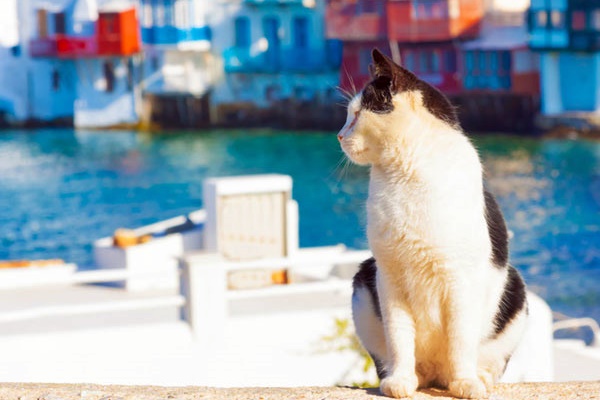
[0,0,142,128]
[327,0,484,95]
[137,0,217,128]
[208,0,343,128]
[528,0,600,115]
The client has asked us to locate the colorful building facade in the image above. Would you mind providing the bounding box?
[139,0,216,96]
[327,0,484,95]
[529,0,600,114]
[0,0,142,127]
[210,0,343,126]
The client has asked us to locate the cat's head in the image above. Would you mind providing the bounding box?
[337,49,459,166]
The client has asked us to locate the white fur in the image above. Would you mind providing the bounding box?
[341,91,527,399]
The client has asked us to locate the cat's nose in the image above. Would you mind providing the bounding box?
[337,133,343,141]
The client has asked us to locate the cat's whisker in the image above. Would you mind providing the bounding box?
[335,85,353,104]
[341,65,358,98]
[329,154,348,179]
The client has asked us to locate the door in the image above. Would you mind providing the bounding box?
[263,16,280,71]
[559,53,596,112]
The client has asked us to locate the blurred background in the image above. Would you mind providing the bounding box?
[0,0,599,390]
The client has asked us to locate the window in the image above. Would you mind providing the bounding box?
[293,17,309,49]
[404,50,416,71]
[234,17,251,48]
[592,10,600,30]
[174,0,190,29]
[535,10,548,28]
[127,58,134,90]
[550,10,565,29]
[141,0,153,28]
[465,51,475,72]
[444,50,456,72]
[164,0,174,27]
[356,0,381,14]
[572,10,586,31]
[431,51,440,72]
[54,12,66,34]
[154,0,165,27]
[52,69,60,91]
[477,51,487,72]
[500,51,511,72]
[104,61,115,93]
[412,0,448,20]
[102,15,117,34]
[420,51,435,73]
[37,9,48,38]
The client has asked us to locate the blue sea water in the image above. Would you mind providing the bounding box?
[1,128,599,324]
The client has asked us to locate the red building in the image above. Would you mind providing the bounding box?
[30,8,141,59]
[326,0,389,91]
[386,0,483,43]
[326,0,484,94]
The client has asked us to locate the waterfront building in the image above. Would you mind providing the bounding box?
[210,0,343,128]
[327,0,484,95]
[452,1,540,131]
[528,0,600,114]
[0,0,142,128]
[138,0,218,127]
[0,0,22,125]
[325,0,388,92]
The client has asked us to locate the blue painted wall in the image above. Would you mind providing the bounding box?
[141,0,212,46]
[222,1,342,74]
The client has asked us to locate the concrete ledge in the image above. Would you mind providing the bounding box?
[2,382,600,400]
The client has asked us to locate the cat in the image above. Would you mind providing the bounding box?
[338,49,528,399]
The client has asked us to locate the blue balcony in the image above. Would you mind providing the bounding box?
[224,40,343,73]
[242,0,306,5]
[143,26,212,46]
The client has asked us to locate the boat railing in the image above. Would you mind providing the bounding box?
[553,316,600,348]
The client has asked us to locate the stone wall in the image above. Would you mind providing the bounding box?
[3,382,600,400]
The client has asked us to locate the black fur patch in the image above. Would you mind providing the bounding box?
[414,79,459,126]
[352,257,381,319]
[360,76,394,114]
[492,265,527,337]
[362,48,459,126]
[484,190,509,268]
[373,356,387,380]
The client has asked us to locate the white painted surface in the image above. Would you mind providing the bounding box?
[0,285,592,387]
[502,292,554,382]
[94,229,204,291]
[0,263,77,289]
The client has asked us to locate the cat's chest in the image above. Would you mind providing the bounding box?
[366,179,428,236]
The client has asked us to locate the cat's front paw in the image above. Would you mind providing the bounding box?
[448,378,488,399]
[380,374,418,398]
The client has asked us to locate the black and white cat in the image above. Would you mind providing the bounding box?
[338,49,528,399]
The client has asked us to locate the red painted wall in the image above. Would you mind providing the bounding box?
[97,8,141,56]
[387,0,482,42]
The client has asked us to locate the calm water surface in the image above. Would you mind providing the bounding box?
[1,128,599,323]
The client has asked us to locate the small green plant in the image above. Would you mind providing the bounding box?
[316,317,379,388]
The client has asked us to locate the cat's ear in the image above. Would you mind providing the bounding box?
[371,48,417,92]
[371,48,396,79]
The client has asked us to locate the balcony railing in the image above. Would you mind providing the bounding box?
[30,35,97,58]
[243,0,307,5]
[224,42,342,73]
[144,26,212,46]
